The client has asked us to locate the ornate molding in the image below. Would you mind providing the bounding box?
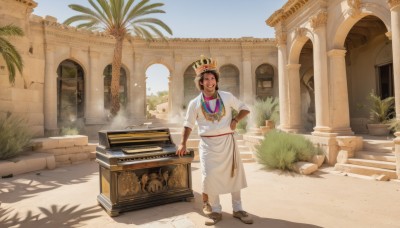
[14,0,37,8]
[347,0,361,17]
[266,0,310,27]
[295,28,308,40]
[275,31,287,46]
[388,0,400,9]
[310,11,327,30]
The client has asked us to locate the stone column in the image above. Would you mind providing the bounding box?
[276,29,289,131]
[327,49,353,135]
[242,50,253,104]
[310,11,331,135]
[129,53,146,122]
[389,1,400,120]
[44,45,58,134]
[169,55,184,122]
[394,132,400,179]
[85,50,105,124]
[286,64,303,132]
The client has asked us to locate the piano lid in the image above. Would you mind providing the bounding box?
[98,128,174,149]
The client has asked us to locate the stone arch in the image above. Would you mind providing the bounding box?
[103,64,129,111]
[145,63,171,119]
[219,64,240,97]
[56,59,85,128]
[288,28,314,64]
[332,4,391,49]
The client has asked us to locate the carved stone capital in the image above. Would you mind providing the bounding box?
[347,0,361,17]
[388,0,400,9]
[310,11,327,30]
[275,31,287,46]
[295,28,308,40]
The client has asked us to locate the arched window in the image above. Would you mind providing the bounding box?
[103,65,127,110]
[57,60,85,127]
[255,64,274,100]
[219,64,239,97]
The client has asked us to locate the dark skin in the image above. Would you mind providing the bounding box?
[175,72,250,203]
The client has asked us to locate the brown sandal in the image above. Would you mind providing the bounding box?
[233,210,253,224]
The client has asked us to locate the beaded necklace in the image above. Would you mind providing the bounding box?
[200,92,225,122]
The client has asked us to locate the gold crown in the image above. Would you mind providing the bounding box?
[192,55,218,76]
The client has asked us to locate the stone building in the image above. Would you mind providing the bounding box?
[267,0,399,163]
[1,0,399,167]
[0,0,278,137]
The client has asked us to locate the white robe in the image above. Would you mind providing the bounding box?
[183,91,249,195]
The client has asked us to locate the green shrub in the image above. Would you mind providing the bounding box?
[60,127,79,135]
[0,113,32,160]
[256,130,319,171]
[251,97,279,127]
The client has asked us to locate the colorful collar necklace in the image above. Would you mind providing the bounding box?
[200,92,225,122]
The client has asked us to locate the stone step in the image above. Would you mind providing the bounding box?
[355,151,396,162]
[334,163,398,179]
[347,158,396,170]
[363,140,394,152]
[0,151,56,177]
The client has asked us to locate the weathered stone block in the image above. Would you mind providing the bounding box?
[293,162,318,175]
[54,154,70,162]
[31,138,59,150]
[50,136,75,148]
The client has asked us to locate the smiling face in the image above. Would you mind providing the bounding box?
[200,72,217,95]
[195,70,219,93]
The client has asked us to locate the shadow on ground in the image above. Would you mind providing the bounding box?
[0,203,102,228]
[0,162,98,204]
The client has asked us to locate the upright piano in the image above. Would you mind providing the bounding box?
[96,128,194,216]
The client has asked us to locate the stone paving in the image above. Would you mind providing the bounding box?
[1,160,400,228]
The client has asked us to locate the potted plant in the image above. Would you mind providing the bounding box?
[366,91,395,136]
[250,97,279,134]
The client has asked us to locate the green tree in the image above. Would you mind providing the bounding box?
[64,0,172,116]
[0,25,24,85]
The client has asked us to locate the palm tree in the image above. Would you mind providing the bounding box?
[64,0,172,116]
[0,25,24,85]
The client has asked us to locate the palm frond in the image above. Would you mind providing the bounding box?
[132,18,172,35]
[0,37,23,85]
[64,4,107,27]
[0,25,24,37]
[141,23,168,40]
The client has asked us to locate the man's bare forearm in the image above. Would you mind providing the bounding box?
[180,127,192,145]
[233,110,250,122]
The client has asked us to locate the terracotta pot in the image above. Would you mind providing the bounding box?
[367,123,390,136]
[265,120,275,129]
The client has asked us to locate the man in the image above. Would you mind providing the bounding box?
[176,56,253,225]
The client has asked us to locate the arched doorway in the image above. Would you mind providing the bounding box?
[255,63,274,100]
[219,64,239,97]
[145,64,169,120]
[57,59,84,128]
[298,40,315,132]
[103,64,128,114]
[341,16,389,133]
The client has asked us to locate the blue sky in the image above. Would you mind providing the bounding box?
[34,0,286,94]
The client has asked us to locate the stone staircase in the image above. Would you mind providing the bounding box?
[334,139,397,180]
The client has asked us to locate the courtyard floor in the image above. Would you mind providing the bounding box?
[1,160,399,228]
